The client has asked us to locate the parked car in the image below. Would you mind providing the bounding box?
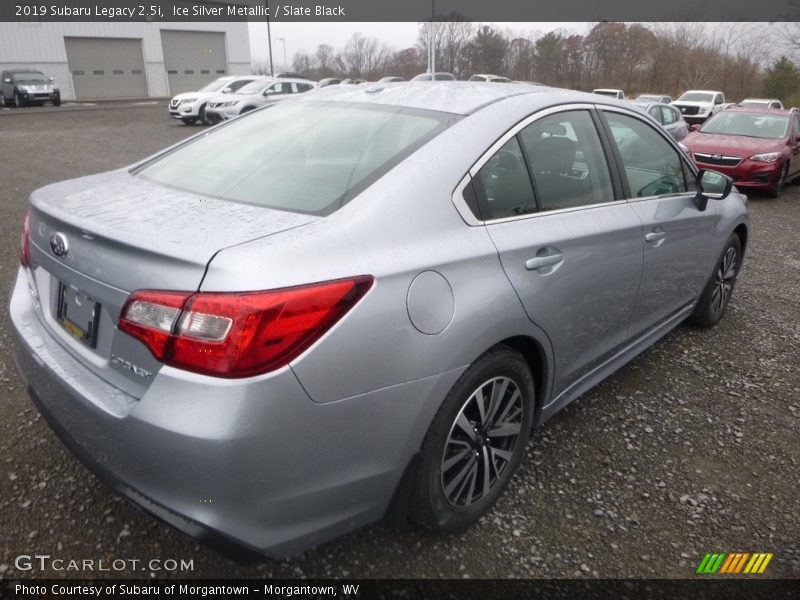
[1,69,60,107]
[317,78,342,87]
[168,75,262,125]
[340,78,366,85]
[636,102,689,141]
[592,88,625,99]
[683,106,800,197]
[468,74,512,83]
[738,98,784,110]
[672,90,728,125]
[11,84,747,559]
[411,72,456,81]
[204,77,315,122]
[378,76,405,83]
[634,93,672,104]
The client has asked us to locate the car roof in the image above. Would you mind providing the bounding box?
[6,69,45,74]
[593,88,622,92]
[293,81,625,116]
[680,90,719,95]
[740,98,780,103]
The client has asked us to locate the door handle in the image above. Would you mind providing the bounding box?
[645,231,666,243]
[525,253,563,271]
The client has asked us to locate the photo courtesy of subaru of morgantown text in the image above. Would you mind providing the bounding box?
[1,8,798,589]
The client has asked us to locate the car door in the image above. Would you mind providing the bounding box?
[789,112,800,178]
[598,107,718,337]
[473,106,644,399]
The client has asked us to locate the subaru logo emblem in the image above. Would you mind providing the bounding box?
[49,232,69,257]
[712,154,722,160]
[681,107,686,112]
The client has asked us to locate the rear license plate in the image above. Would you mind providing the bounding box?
[57,282,101,348]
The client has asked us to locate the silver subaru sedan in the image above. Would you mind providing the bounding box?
[10,83,748,559]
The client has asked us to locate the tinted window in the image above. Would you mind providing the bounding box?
[296,83,313,92]
[228,79,252,92]
[604,112,688,197]
[137,102,456,216]
[473,138,536,219]
[520,110,615,211]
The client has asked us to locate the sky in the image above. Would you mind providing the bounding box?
[247,22,588,70]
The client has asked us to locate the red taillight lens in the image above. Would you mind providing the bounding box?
[118,276,373,378]
[20,210,31,267]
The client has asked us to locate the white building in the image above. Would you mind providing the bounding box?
[0,21,252,100]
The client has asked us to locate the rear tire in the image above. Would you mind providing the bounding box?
[687,234,742,328]
[409,345,534,531]
[0,92,7,107]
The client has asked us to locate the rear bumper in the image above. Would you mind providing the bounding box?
[9,268,460,558]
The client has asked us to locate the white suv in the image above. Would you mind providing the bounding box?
[169,76,261,125]
[205,77,315,122]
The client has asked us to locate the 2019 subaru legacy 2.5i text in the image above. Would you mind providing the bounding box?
[10,83,748,558]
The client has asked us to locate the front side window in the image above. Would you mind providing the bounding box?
[647,105,663,124]
[229,79,253,92]
[604,111,689,198]
[520,111,615,211]
[136,102,456,216]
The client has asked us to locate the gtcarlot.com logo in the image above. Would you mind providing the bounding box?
[696,552,773,575]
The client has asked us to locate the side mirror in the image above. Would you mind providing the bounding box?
[689,124,701,132]
[222,86,233,93]
[2,78,11,84]
[694,169,733,211]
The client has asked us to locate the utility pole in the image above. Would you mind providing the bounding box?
[277,36,287,71]
[266,0,274,76]
[430,0,436,77]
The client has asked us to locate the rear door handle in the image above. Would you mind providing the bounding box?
[525,253,564,271]
[645,231,666,243]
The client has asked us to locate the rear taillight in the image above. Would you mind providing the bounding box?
[118,276,373,378]
[20,210,31,267]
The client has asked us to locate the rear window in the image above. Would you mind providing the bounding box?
[136,101,457,215]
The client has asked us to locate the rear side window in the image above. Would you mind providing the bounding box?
[520,110,615,211]
[229,79,252,92]
[472,138,537,219]
[136,102,457,216]
[604,111,689,197]
[661,106,678,125]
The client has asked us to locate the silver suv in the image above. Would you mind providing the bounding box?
[1,70,61,107]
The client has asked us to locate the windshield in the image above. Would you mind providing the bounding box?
[678,92,715,102]
[136,102,457,216]
[700,112,788,139]
[739,100,768,107]
[198,78,232,93]
[593,90,619,97]
[235,79,269,94]
[13,72,48,84]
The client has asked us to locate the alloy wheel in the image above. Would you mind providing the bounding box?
[710,246,737,317]
[441,376,524,507]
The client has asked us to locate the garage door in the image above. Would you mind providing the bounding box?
[160,30,227,95]
[65,37,148,99]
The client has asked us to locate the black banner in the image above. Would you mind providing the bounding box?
[2,0,800,22]
[1,579,799,600]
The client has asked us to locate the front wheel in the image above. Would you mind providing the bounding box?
[687,234,742,328]
[768,163,788,198]
[14,91,27,107]
[181,116,198,125]
[409,346,535,531]
[52,96,61,107]
[199,103,210,125]
[0,91,6,107]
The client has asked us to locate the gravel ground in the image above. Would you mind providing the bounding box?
[0,105,798,580]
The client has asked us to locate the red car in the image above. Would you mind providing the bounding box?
[683,107,800,197]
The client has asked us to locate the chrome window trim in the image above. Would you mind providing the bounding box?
[452,102,621,226]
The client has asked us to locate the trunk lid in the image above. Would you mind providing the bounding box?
[27,168,318,397]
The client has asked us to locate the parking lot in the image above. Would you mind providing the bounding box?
[0,104,798,579]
